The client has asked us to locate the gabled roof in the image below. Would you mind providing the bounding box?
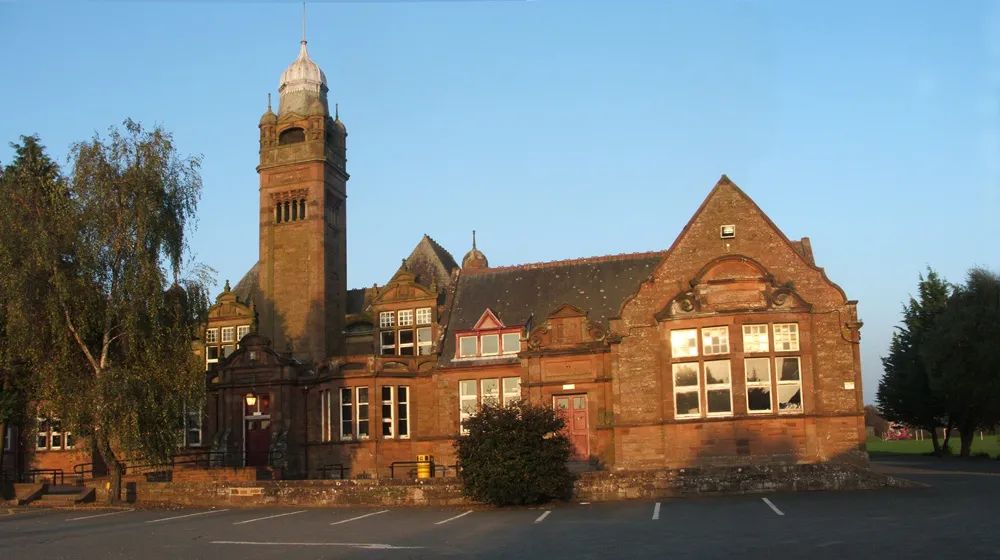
[439,251,664,366]
[232,261,261,305]
[403,234,459,290]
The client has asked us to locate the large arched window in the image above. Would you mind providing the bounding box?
[278,127,306,145]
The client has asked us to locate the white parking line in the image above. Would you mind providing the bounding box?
[233,510,307,525]
[212,541,424,550]
[147,509,230,524]
[762,497,785,516]
[434,510,473,525]
[652,502,661,520]
[67,510,132,521]
[534,511,551,523]
[330,510,389,525]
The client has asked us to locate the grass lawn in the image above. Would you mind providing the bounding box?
[866,435,1000,458]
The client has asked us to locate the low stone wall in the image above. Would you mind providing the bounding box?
[82,462,919,508]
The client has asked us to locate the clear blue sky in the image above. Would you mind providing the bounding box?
[2,1,998,404]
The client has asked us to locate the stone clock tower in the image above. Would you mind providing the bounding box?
[256,38,348,363]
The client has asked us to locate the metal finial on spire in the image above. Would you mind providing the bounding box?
[472,230,477,250]
[302,2,307,44]
[267,93,272,111]
[335,103,339,119]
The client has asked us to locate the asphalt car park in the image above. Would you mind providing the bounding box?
[2,457,998,560]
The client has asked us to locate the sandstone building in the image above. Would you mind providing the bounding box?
[3,36,867,483]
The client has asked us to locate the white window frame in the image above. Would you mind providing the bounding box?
[397,386,410,439]
[502,377,521,405]
[701,326,730,356]
[416,307,432,325]
[459,380,478,435]
[481,378,500,406]
[398,309,414,327]
[356,386,370,439]
[379,311,395,328]
[380,330,396,355]
[502,332,520,354]
[742,324,769,353]
[398,329,415,355]
[205,328,218,344]
[458,336,477,358]
[221,326,235,343]
[703,360,733,417]
[744,357,773,413]
[320,389,332,442]
[670,329,699,358]
[340,388,353,440]
[774,323,800,352]
[481,334,500,356]
[672,363,701,419]
[184,406,203,447]
[381,386,395,439]
[416,327,433,355]
[776,356,804,413]
[236,325,250,344]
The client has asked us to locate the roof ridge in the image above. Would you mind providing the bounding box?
[421,233,459,269]
[465,250,666,274]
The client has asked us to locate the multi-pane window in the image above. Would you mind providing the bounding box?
[481,379,500,405]
[356,387,370,439]
[380,331,396,355]
[184,406,202,446]
[776,357,803,412]
[398,310,414,327]
[417,327,433,355]
[398,329,415,355]
[340,388,353,440]
[774,324,799,352]
[459,336,477,357]
[702,327,729,355]
[671,329,698,358]
[673,363,700,418]
[381,386,395,438]
[237,325,250,344]
[379,312,395,328]
[459,380,477,435]
[397,387,410,439]
[481,334,500,356]
[704,360,733,416]
[745,358,772,413]
[416,307,432,325]
[221,327,235,343]
[502,377,521,405]
[205,329,218,344]
[502,333,520,354]
[35,417,73,451]
[743,325,769,353]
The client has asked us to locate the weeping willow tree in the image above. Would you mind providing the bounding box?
[0,122,211,502]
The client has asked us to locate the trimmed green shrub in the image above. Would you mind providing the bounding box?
[454,400,574,507]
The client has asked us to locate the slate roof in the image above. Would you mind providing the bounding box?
[403,234,459,290]
[346,288,368,315]
[232,261,261,305]
[438,252,664,367]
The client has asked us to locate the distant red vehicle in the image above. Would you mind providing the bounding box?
[886,423,911,440]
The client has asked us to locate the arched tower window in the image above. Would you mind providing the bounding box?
[275,204,282,224]
[284,200,290,222]
[292,199,298,221]
[278,127,306,145]
[300,199,306,219]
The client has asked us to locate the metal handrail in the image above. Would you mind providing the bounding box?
[389,460,445,478]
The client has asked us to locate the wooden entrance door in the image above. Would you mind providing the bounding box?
[245,419,271,467]
[555,395,589,461]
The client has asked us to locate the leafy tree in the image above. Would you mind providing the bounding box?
[0,123,211,502]
[922,267,1000,457]
[863,404,889,438]
[454,400,574,507]
[876,268,951,454]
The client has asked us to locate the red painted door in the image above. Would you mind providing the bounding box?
[555,395,589,461]
[245,420,271,467]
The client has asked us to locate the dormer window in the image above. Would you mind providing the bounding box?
[379,308,435,356]
[502,333,520,354]
[459,336,477,357]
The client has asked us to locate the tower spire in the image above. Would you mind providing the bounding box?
[302,2,307,44]
[472,230,477,250]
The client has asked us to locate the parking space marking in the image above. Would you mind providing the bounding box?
[652,502,661,520]
[212,541,424,550]
[762,498,785,516]
[234,510,307,525]
[434,510,473,525]
[67,510,132,522]
[534,511,551,523]
[147,509,230,524]
[330,510,389,525]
